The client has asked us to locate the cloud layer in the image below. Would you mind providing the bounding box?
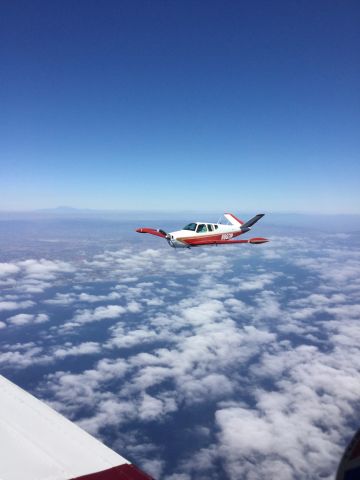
[1,230,360,479]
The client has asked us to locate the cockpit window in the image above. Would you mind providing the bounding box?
[196,224,207,233]
[207,224,213,231]
[183,223,197,231]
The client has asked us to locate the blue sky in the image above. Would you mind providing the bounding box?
[1,1,359,213]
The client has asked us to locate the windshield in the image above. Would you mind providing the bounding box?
[183,223,197,231]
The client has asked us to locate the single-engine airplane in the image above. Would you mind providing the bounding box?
[136,212,269,248]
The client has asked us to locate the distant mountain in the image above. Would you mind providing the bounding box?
[35,206,93,214]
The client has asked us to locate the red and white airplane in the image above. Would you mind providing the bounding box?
[136,213,269,248]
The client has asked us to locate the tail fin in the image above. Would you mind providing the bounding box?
[241,214,265,229]
[224,213,265,229]
[224,213,244,226]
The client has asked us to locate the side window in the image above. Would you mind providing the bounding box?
[183,223,196,231]
[207,224,213,231]
[214,225,218,230]
[196,224,207,233]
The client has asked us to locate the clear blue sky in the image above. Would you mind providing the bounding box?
[1,1,359,213]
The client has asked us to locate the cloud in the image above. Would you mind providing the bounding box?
[180,373,234,404]
[44,358,129,416]
[19,279,53,294]
[46,291,123,305]
[214,323,360,479]
[0,300,35,311]
[0,258,76,298]
[68,304,126,326]
[53,342,101,359]
[138,393,177,421]
[235,273,279,291]
[107,325,167,349]
[18,258,75,279]
[0,262,20,277]
[78,292,122,303]
[6,313,49,326]
[2,230,360,479]
[140,459,164,479]
[0,342,52,368]
[44,293,76,305]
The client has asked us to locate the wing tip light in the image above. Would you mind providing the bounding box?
[249,237,269,244]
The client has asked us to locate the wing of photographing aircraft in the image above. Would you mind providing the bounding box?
[0,375,153,480]
[1,372,354,478]
[336,427,360,480]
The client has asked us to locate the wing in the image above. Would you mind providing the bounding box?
[136,228,167,238]
[336,427,360,479]
[190,237,269,246]
[0,375,153,480]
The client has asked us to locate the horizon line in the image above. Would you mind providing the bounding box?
[0,207,360,217]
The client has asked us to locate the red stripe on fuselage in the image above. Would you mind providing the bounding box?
[178,231,243,245]
[72,464,154,479]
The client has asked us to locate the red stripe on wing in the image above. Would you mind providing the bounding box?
[72,464,154,479]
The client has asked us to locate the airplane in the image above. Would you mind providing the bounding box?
[136,212,269,248]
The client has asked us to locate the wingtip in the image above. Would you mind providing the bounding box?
[249,237,269,244]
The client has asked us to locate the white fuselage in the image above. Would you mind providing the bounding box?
[168,222,243,247]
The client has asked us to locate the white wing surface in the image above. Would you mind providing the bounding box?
[0,375,153,480]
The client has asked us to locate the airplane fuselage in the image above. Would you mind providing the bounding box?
[168,222,243,248]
